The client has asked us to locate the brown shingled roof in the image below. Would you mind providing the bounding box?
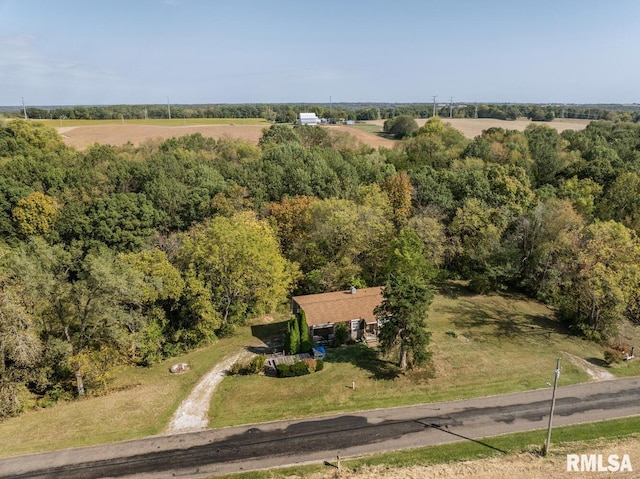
[292,287,384,326]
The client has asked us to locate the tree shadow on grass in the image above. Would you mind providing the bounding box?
[249,321,289,354]
[324,343,399,380]
[439,293,571,343]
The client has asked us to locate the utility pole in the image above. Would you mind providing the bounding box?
[167,97,171,120]
[22,97,27,119]
[544,358,561,455]
[449,97,453,118]
[474,104,478,119]
[432,95,437,117]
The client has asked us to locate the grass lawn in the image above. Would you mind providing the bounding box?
[352,123,384,134]
[40,118,269,127]
[209,284,622,427]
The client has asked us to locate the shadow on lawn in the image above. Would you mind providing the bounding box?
[440,291,571,342]
[249,321,289,354]
[325,343,399,380]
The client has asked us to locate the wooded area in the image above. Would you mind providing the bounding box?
[1,116,640,418]
[4,102,640,123]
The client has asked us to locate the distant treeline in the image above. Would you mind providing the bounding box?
[4,102,640,123]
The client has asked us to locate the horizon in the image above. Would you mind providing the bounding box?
[1,1,639,106]
[3,101,640,110]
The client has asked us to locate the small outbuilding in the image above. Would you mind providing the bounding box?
[292,286,384,344]
[298,112,321,125]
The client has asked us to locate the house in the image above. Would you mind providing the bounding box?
[292,286,384,344]
[298,112,321,125]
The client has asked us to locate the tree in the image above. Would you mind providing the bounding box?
[383,115,418,139]
[517,198,584,298]
[87,193,162,252]
[258,124,300,148]
[7,240,145,396]
[525,124,564,187]
[0,280,43,417]
[298,189,394,292]
[287,317,300,355]
[557,176,602,219]
[375,229,435,370]
[552,221,640,340]
[382,172,413,228]
[177,212,298,329]
[12,191,60,236]
[119,249,185,363]
[598,172,640,233]
[298,310,311,353]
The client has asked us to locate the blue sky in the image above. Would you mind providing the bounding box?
[1,0,638,106]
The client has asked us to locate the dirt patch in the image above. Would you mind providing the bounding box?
[564,352,615,381]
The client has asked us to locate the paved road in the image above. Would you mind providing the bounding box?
[2,377,640,479]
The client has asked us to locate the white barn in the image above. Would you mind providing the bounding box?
[298,112,321,125]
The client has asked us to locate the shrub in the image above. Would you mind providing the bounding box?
[229,354,266,375]
[315,359,324,371]
[604,348,625,365]
[228,360,245,375]
[276,360,311,377]
[383,115,418,139]
[248,354,266,374]
[334,322,349,346]
[446,330,458,338]
[302,357,317,372]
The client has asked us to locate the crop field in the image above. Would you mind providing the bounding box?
[46,117,590,151]
[363,117,591,139]
[47,118,269,150]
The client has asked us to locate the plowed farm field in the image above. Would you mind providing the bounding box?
[54,118,590,151]
[365,117,591,139]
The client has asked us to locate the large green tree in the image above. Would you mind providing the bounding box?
[552,221,640,340]
[375,229,435,370]
[177,212,298,329]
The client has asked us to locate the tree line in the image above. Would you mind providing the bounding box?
[4,103,640,123]
[1,116,640,417]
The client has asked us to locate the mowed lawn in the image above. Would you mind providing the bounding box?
[209,284,638,427]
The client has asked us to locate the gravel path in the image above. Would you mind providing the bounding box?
[165,350,251,434]
[563,352,616,381]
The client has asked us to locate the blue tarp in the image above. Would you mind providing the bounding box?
[312,346,326,358]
